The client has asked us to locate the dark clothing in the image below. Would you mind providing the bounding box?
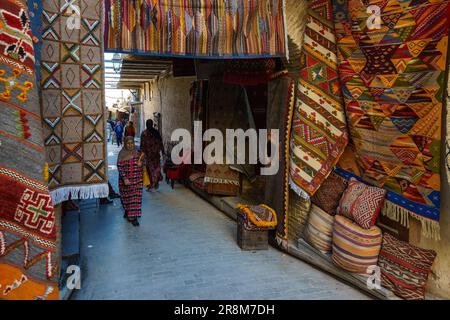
[140,129,164,189]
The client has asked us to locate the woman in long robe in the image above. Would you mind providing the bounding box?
[140,119,164,191]
[117,137,144,226]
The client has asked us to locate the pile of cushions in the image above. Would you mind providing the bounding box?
[300,172,436,299]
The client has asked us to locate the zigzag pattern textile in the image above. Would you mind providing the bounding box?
[289,0,349,199]
[104,0,287,58]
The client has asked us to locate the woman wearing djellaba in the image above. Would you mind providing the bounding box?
[117,136,145,226]
[140,119,164,191]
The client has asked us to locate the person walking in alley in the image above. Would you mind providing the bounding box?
[140,119,164,191]
[117,136,144,226]
[114,120,124,147]
[125,121,136,138]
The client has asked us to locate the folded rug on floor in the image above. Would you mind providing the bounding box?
[41,0,108,204]
[104,0,287,58]
[334,0,450,240]
[289,0,349,200]
[0,0,58,300]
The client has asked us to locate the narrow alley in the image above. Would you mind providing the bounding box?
[71,144,369,300]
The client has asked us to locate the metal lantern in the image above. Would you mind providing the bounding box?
[112,53,122,73]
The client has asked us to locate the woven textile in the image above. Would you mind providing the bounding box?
[104,0,287,58]
[0,0,58,300]
[41,0,108,204]
[337,178,387,229]
[223,59,277,86]
[265,76,293,240]
[311,172,348,215]
[446,72,450,185]
[334,0,450,239]
[118,156,143,218]
[378,233,436,300]
[236,204,277,231]
[332,215,382,275]
[289,0,349,199]
[302,204,334,253]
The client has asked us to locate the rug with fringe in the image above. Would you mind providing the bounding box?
[40,0,108,204]
[0,0,58,300]
[334,0,450,240]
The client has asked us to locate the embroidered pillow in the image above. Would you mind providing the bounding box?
[378,233,436,300]
[336,178,386,229]
[303,204,335,253]
[332,215,382,275]
[311,172,348,215]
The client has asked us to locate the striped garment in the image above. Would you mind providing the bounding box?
[332,215,382,276]
[118,157,144,218]
[302,204,334,253]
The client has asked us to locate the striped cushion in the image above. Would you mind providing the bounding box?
[332,215,382,275]
[303,205,335,253]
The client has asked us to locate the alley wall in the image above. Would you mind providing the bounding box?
[141,75,195,149]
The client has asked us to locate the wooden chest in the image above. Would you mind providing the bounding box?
[237,215,268,250]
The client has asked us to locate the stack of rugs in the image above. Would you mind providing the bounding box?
[236,204,278,231]
[301,171,437,300]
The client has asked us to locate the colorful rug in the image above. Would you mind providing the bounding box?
[223,59,277,86]
[289,0,349,199]
[0,0,58,300]
[334,0,450,240]
[446,75,450,186]
[40,0,108,204]
[104,0,287,58]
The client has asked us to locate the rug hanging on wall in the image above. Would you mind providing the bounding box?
[289,0,349,199]
[264,75,295,245]
[334,0,450,240]
[0,0,58,300]
[104,0,287,58]
[40,0,108,204]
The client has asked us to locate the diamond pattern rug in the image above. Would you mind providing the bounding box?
[334,0,450,239]
[41,0,108,204]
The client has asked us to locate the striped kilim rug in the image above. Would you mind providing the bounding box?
[334,0,450,240]
[0,0,58,300]
[104,0,287,58]
[41,0,108,204]
[289,0,349,199]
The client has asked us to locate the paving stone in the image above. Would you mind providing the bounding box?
[71,144,370,300]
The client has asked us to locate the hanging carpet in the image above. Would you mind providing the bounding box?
[334,0,450,240]
[0,0,58,300]
[104,0,287,58]
[40,0,108,204]
[289,0,349,199]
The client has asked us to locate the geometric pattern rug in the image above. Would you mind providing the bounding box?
[41,0,108,204]
[104,0,287,58]
[289,0,349,199]
[0,0,58,299]
[334,0,450,240]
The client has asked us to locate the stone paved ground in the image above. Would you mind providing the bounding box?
[71,143,370,300]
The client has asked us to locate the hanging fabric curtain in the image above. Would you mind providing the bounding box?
[334,0,450,240]
[288,0,349,199]
[104,0,287,58]
[40,0,109,204]
[0,0,58,300]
